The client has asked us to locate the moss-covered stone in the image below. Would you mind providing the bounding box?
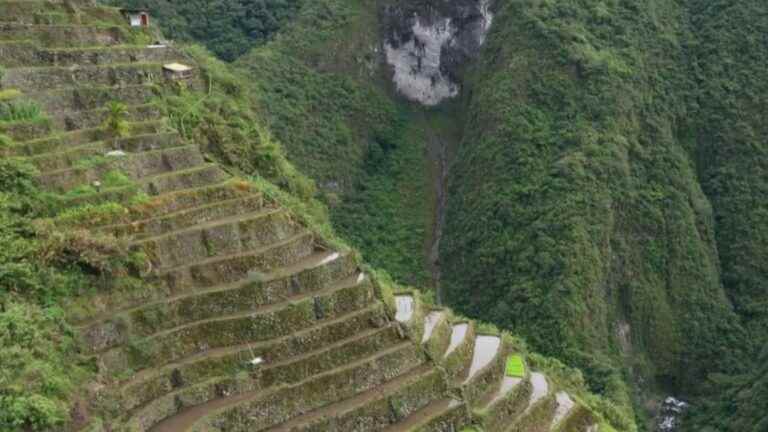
[107,193,264,239]
[120,321,401,416]
[7,121,166,157]
[28,132,181,173]
[52,102,160,131]
[128,179,256,221]
[412,400,471,432]
[555,404,596,432]
[0,1,125,27]
[0,23,149,48]
[507,393,557,432]
[39,144,204,192]
[0,116,52,141]
[189,342,426,432]
[137,208,301,271]
[98,277,374,372]
[293,367,446,431]
[156,231,314,293]
[476,377,534,432]
[125,252,357,337]
[141,164,228,196]
[28,84,158,114]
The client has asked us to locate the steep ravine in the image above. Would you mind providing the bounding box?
[423,109,464,305]
[427,127,448,304]
[382,0,493,303]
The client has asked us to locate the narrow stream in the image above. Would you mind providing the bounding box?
[427,126,449,304]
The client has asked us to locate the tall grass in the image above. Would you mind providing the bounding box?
[0,100,42,122]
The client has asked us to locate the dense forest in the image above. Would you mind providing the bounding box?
[104,0,302,60]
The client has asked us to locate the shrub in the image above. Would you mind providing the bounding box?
[102,101,129,137]
[0,302,87,431]
[0,133,11,150]
[0,89,22,102]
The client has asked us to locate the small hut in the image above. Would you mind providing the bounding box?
[163,63,194,81]
[121,9,150,28]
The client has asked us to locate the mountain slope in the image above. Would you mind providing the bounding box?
[89,0,768,429]
[0,1,620,431]
[442,0,746,405]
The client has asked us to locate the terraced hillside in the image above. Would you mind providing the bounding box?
[0,1,613,431]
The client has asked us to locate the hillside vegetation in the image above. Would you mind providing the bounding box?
[104,0,302,60]
[443,0,745,409]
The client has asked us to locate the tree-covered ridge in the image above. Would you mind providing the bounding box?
[104,0,302,61]
[441,0,752,426]
[683,0,768,429]
[688,0,768,356]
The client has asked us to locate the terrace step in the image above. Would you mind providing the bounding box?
[134,206,301,271]
[550,392,575,430]
[117,305,387,410]
[383,398,469,432]
[39,143,205,192]
[0,117,52,141]
[461,335,512,406]
[0,23,145,48]
[261,366,448,432]
[504,372,557,432]
[475,376,531,432]
[421,310,451,361]
[103,193,266,240]
[54,102,160,130]
[555,406,599,432]
[445,323,470,358]
[122,321,402,424]
[117,179,258,223]
[442,322,476,382]
[422,311,445,344]
[0,1,73,23]
[141,164,229,197]
[105,301,386,386]
[0,43,179,67]
[95,272,374,371]
[5,120,165,156]
[2,63,166,93]
[81,253,358,351]
[0,2,125,26]
[26,83,158,113]
[176,342,427,432]
[70,249,352,328]
[152,230,315,294]
[27,131,181,172]
[59,168,231,211]
[526,373,550,412]
[465,336,501,384]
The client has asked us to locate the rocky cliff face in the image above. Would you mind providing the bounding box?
[382,0,493,105]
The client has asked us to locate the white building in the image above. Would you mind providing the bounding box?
[121,9,150,28]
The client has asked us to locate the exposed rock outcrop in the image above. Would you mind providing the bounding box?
[383,0,493,105]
